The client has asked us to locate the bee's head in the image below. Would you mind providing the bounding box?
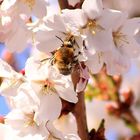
[59,68,71,75]
[64,41,73,48]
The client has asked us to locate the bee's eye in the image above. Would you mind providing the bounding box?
[67,44,73,48]
[65,41,73,48]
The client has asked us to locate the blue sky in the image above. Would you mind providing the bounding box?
[0,96,10,116]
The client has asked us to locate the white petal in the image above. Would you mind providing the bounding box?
[14,83,40,110]
[122,18,140,35]
[65,134,81,140]
[0,58,16,78]
[35,93,62,123]
[5,109,25,130]
[33,0,47,18]
[53,113,78,135]
[0,78,22,97]
[5,25,29,52]
[1,0,16,10]
[5,109,47,136]
[46,121,65,139]
[104,51,130,75]
[0,15,12,32]
[17,1,31,17]
[82,0,103,19]
[20,134,46,140]
[76,78,87,93]
[111,11,128,32]
[35,30,62,54]
[68,0,80,7]
[85,30,112,52]
[36,38,61,54]
[117,36,140,58]
[45,15,67,33]
[0,124,18,140]
[62,9,87,28]
[56,83,78,103]
[25,57,48,81]
[98,9,126,30]
[85,52,103,74]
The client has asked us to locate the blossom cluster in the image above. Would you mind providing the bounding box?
[0,0,140,140]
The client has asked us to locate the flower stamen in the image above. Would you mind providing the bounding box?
[1,77,23,91]
[83,19,104,35]
[98,52,103,64]
[42,79,57,94]
[21,0,35,10]
[113,31,129,48]
[24,111,36,127]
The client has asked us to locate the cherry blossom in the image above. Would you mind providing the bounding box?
[0,0,47,52]
[1,0,47,18]
[62,1,124,53]
[62,0,140,75]
[110,17,140,59]
[34,14,85,60]
[0,58,25,97]
[1,0,140,139]
[5,109,49,139]
[24,57,78,122]
[0,8,32,52]
[0,123,45,140]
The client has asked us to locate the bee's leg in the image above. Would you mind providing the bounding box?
[73,55,78,60]
[83,40,87,50]
[74,40,80,48]
[40,58,50,63]
[51,50,57,55]
[50,56,55,65]
[69,37,80,49]
[72,58,78,64]
[73,50,81,59]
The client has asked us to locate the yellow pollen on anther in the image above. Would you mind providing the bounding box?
[83,19,104,35]
[1,77,23,91]
[24,111,36,127]
[113,31,129,48]
[21,0,35,10]
[42,79,57,94]
[98,52,103,64]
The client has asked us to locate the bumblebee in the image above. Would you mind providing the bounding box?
[52,35,79,75]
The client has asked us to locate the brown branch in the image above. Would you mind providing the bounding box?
[57,1,89,139]
[72,92,89,140]
[58,0,69,10]
[58,0,85,10]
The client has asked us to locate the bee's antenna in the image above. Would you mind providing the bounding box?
[55,36,64,44]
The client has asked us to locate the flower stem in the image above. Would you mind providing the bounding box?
[58,0,69,10]
[72,92,89,140]
[57,1,89,139]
